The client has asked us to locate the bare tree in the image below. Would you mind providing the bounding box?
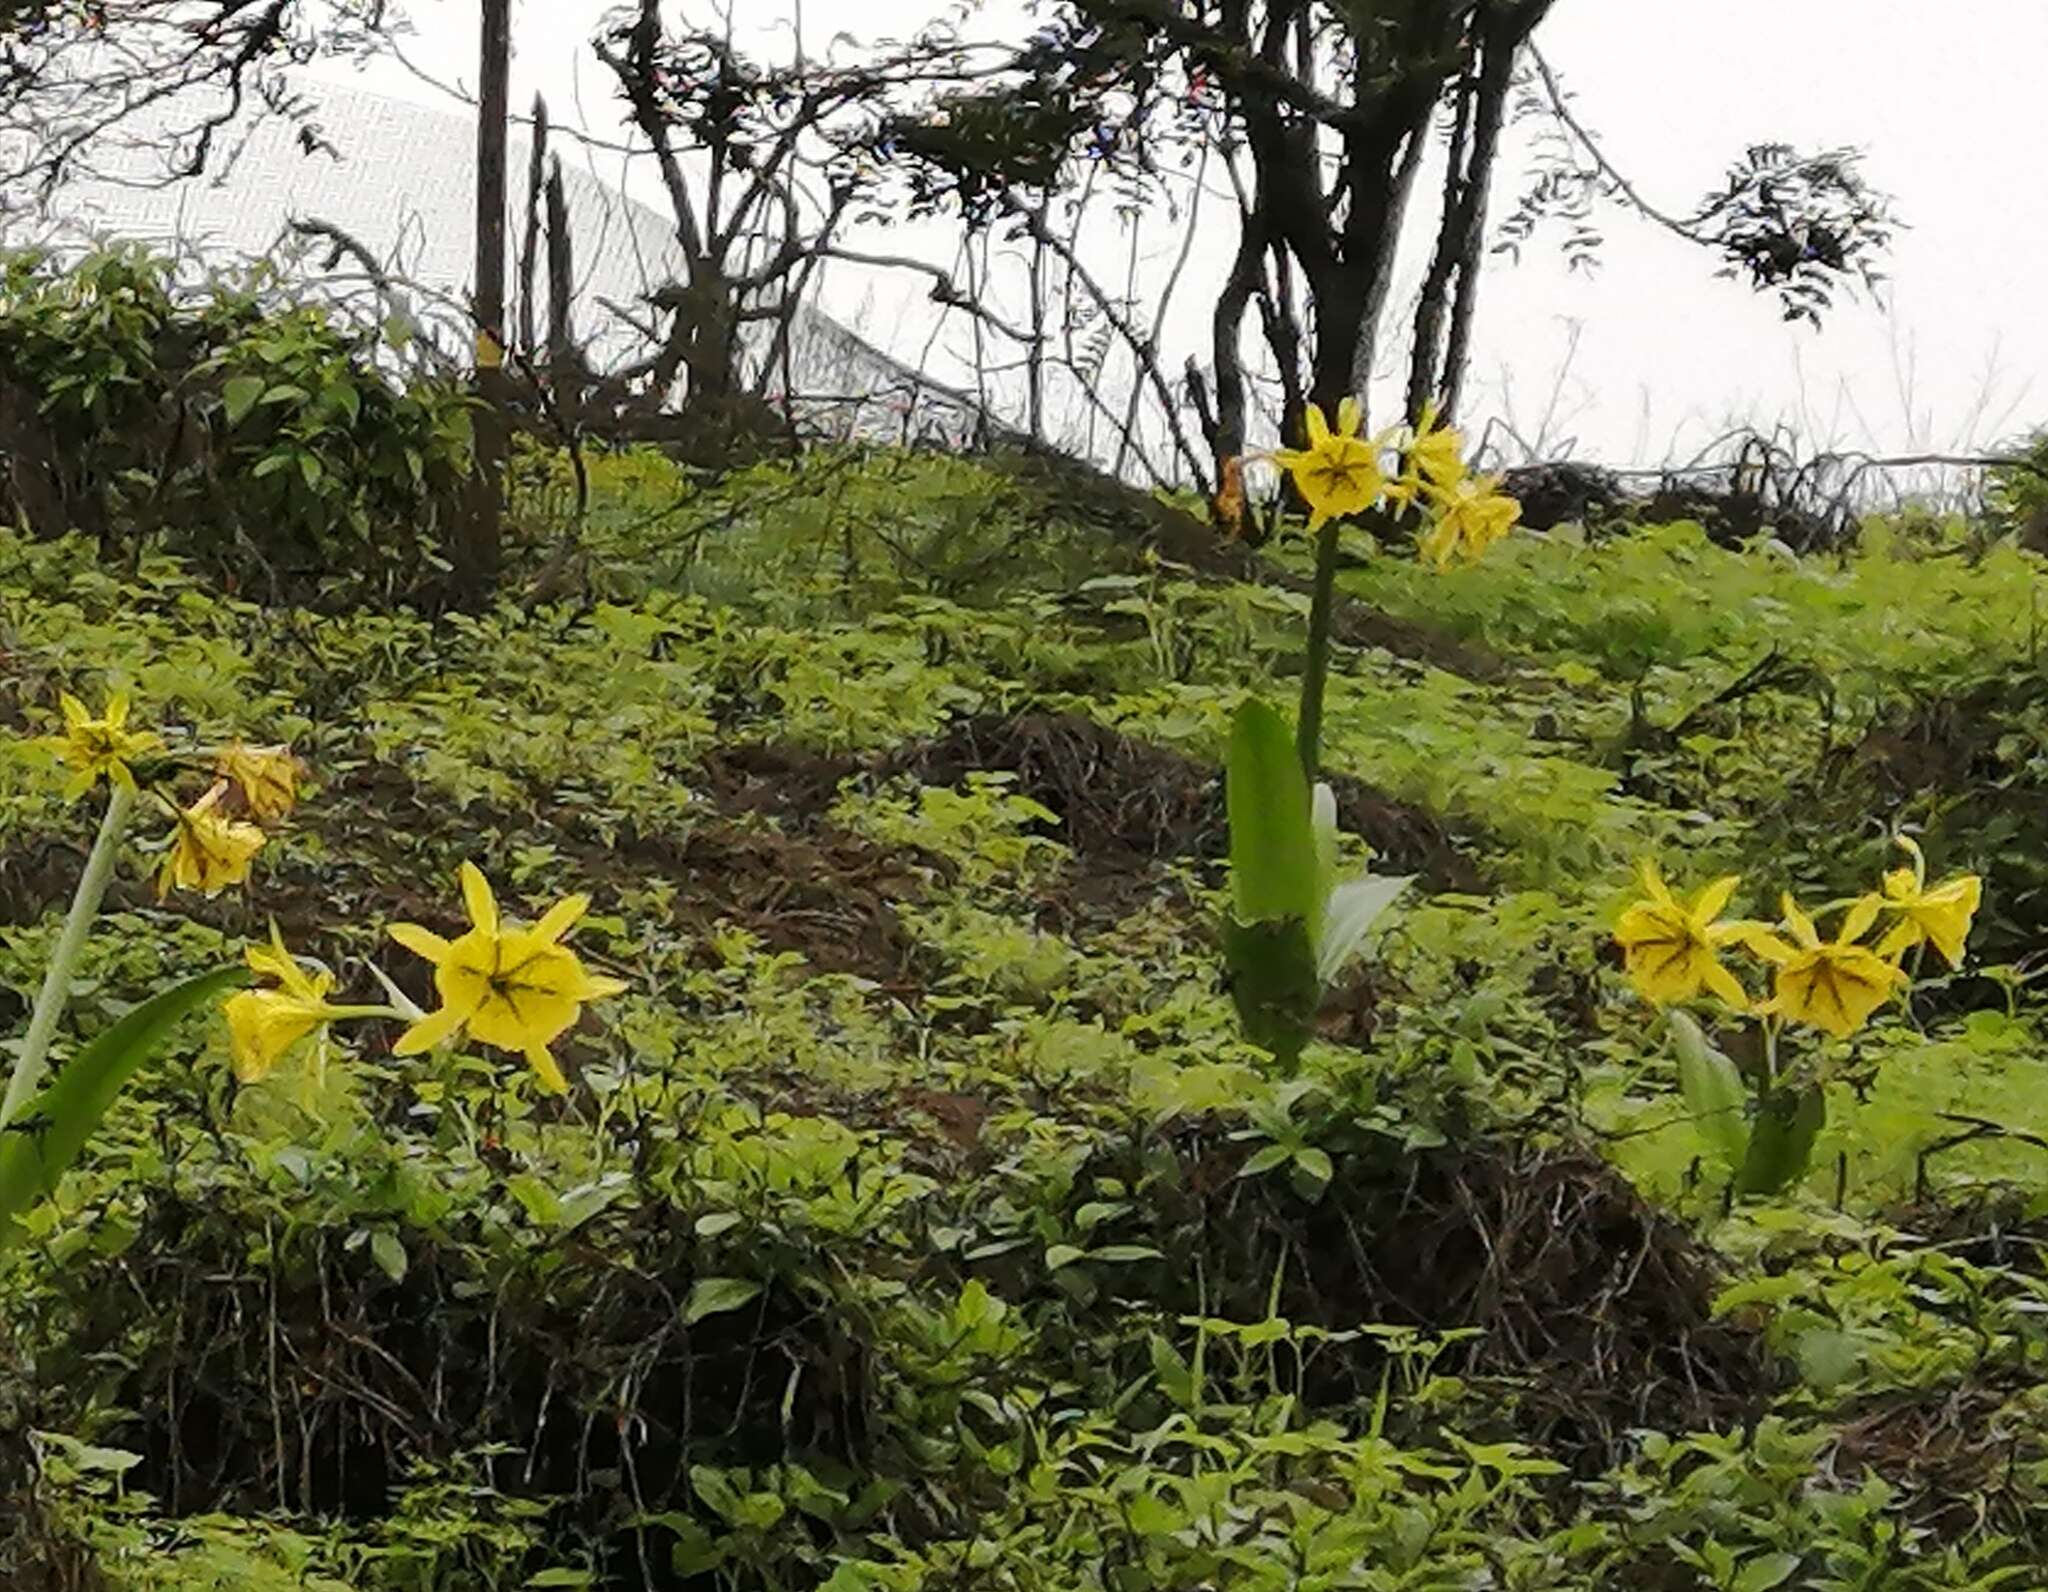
[0,0,398,205]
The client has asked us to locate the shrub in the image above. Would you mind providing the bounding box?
[0,245,477,604]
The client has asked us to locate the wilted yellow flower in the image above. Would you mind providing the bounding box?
[217,742,302,823]
[1270,398,1389,531]
[1748,892,1908,1039]
[1613,861,1758,1009]
[388,862,627,1093]
[223,924,347,1083]
[1876,836,1981,968]
[1417,475,1520,570]
[51,691,160,801]
[158,781,267,898]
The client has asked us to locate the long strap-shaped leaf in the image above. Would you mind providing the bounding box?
[0,966,242,1252]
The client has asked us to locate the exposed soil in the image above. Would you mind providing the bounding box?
[882,709,1486,894]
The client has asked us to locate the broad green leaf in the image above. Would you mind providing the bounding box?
[1237,1142,1292,1179]
[1733,1552,1800,1592]
[1738,1084,1825,1196]
[1668,1011,1750,1174]
[1226,698,1317,926]
[682,1276,762,1325]
[0,967,242,1253]
[1045,1243,1086,1271]
[369,1229,408,1283]
[1222,916,1319,1068]
[222,374,266,426]
[1316,873,1412,987]
[1290,1146,1334,1197]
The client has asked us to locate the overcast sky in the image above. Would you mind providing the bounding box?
[309,1,2046,468]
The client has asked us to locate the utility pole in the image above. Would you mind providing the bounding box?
[464,0,513,594]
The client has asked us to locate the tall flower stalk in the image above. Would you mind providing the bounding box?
[0,783,135,1131]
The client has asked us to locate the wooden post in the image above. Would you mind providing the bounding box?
[463,0,513,593]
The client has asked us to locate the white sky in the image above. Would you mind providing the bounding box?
[308,0,2046,468]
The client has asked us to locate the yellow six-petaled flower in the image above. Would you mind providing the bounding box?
[223,924,352,1083]
[1612,861,1760,1010]
[1876,836,1981,968]
[388,862,627,1094]
[1269,398,1391,532]
[51,691,161,801]
[1746,893,1909,1040]
[1418,474,1522,570]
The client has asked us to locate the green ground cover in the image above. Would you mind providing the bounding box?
[4,445,2048,1589]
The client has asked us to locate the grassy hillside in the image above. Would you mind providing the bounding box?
[4,446,2048,1589]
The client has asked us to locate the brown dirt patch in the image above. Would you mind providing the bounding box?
[595,821,933,986]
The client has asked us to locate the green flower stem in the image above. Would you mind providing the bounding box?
[1295,517,1344,785]
[1,781,136,1131]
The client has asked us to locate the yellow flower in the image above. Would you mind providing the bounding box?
[217,742,302,823]
[1613,861,1758,1009]
[1269,398,1389,531]
[387,862,627,1093]
[1748,892,1908,1039]
[1417,475,1520,570]
[1389,402,1469,511]
[51,691,161,801]
[223,924,347,1083]
[1875,836,1981,969]
[158,781,267,898]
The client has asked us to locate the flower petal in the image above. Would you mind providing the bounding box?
[1837,893,1883,947]
[1334,395,1362,438]
[389,922,453,964]
[393,1003,468,1056]
[524,1041,569,1094]
[459,861,499,937]
[530,893,591,947]
[1304,403,1331,449]
[1691,874,1741,923]
[1702,959,1751,1012]
[1781,893,1820,950]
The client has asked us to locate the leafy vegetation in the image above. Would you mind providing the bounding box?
[4,434,2048,1590]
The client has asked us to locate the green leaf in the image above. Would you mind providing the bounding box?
[1226,698,1317,927]
[1045,1243,1086,1271]
[1222,916,1319,1067]
[1237,1142,1291,1179]
[369,1229,408,1283]
[1733,1552,1801,1592]
[327,382,362,424]
[1669,1010,1750,1174]
[222,374,266,426]
[1290,1146,1334,1196]
[1738,1084,1825,1196]
[1316,874,1411,987]
[682,1276,762,1325]
[0,967,243,1252]
[1089,1244,1162,1264]
[524,1570,594,1588]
